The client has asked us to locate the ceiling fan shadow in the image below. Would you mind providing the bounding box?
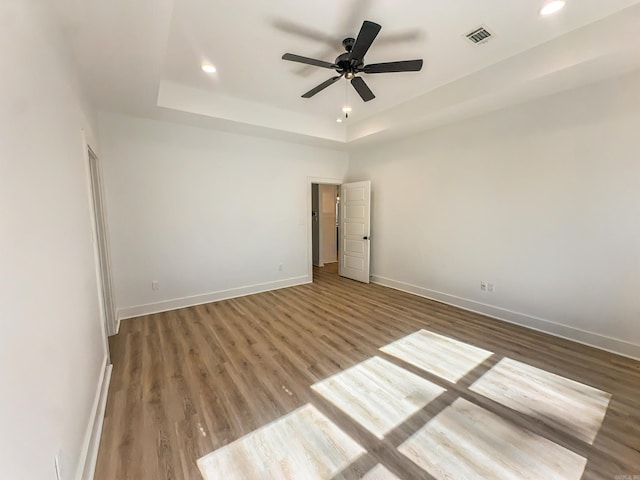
[271,0,374,76]
[271,18,337,47]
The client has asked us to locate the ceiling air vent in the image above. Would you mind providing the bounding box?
[465,26,493,45]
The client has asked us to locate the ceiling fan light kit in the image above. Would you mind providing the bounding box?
[282,20,424,103]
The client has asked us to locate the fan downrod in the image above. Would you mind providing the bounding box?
[342,37,355,52]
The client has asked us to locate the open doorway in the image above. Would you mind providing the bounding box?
[312,183,340,279]
[307,177,371,284]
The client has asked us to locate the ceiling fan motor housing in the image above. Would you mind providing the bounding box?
[335,52,364,75]
[336,38,365,77]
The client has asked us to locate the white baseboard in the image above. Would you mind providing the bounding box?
[77,357,112,480]
[117,275,311,320]
[371,275,640,361]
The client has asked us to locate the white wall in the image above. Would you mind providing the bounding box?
[348,71,640,359]
[0,1,108,479]
[98,113,348,318]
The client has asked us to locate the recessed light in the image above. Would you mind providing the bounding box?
[201,63,217,73]
[336,118,343,123]
[540,1,566,16]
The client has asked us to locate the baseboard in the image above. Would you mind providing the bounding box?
[371,275,640,361]
[117,275,311,320]
[77,357,112,480]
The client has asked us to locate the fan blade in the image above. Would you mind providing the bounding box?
[348,21,381,62]
[351,76,375,102]
[302,76,343,98]
[363,59,423,74]
[282,53,337,69]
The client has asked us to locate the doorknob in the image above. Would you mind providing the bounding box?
[363,236,369,240]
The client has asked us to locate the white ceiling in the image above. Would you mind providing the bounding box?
[53,0,640,146]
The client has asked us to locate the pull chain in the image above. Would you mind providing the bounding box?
[344,79,350,119]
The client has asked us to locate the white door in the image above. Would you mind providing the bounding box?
[339,181,371,283]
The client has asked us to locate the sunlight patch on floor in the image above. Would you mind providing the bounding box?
[361,464,402,479]
[197,330,609,479]
[470,357,612,444]
[312,356,446,439]
[380,329,493,382]
[399,398,587,480]
[197,404,365,480]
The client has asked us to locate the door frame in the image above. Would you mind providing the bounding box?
[82,133,117,344]
[307,176,344,281]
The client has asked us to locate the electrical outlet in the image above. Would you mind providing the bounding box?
[480,281,487,291]
[488,282,495,292]
[151,280,159,290]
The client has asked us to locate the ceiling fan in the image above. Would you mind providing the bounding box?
[282,20,423,102]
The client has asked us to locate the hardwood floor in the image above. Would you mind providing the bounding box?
[95,264,640,479]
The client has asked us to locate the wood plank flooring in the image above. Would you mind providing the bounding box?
[95,264,640,479]
[197,404,366,479]
[399,398,587,480]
